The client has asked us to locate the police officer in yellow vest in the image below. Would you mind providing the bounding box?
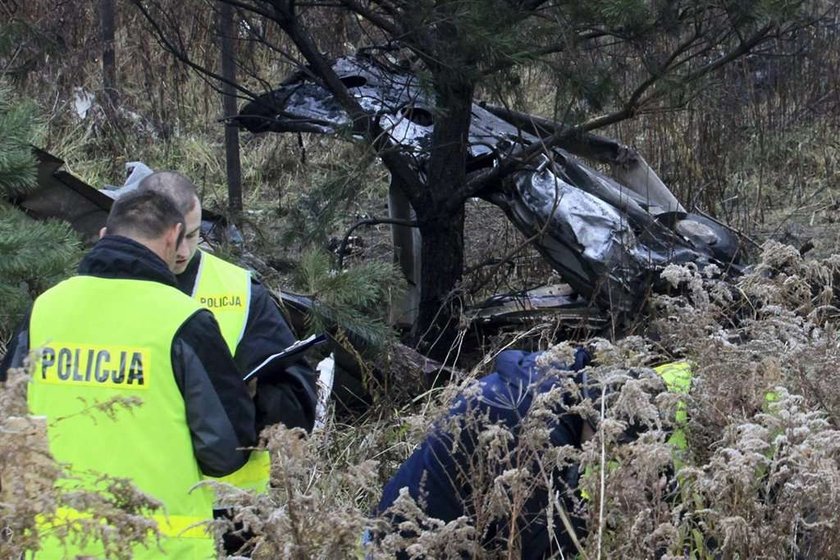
[136,172,318,437]
[4,190,257,559]
[135,172,317,553]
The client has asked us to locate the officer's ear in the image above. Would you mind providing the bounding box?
[99,226,107,239]
[174,222,185,247]
[168,222,184,248]
[161,222,182,251]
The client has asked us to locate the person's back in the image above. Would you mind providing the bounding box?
[376,348,591,560]
[28,273,215,558]
[17,190,256,559]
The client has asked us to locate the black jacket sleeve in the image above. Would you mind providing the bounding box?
[235,281,318,433]
[173,309,257,477]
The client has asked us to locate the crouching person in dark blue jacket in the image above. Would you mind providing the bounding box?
[373,347,593,559]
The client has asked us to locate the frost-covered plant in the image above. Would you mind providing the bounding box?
[615,240,840,558]
[219,422,381,560]
[676,389,840,559]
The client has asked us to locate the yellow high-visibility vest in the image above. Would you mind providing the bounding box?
[191,250,251,356]
[581,361,694,502]
[28,275,215,559]
[192,251,270,496]
[653,361,692,452]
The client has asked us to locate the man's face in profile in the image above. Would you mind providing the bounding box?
[173,196,202,274]
[162,222,184,272]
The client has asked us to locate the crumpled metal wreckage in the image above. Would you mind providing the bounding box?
[235,54,747,321]
[12,53,746,363]
[9,58,747,407]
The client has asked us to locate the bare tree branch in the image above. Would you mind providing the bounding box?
[458,20,781,204]
[276,6,427,199]
[337,217,418,269]
[517,0,553,12]
[130,0,261,101]
[339,0,402,37]
[218,0,278,20]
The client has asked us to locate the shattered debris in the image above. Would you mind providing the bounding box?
[236,54,750,315]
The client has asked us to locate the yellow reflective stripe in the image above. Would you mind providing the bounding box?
[152,513,212,539]
[35,507,87,532]
[37,507,210,539]
[653,361,692,394]
[206,450,271,494]
[654,361,693,452]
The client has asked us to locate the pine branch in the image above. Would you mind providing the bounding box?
[294,249,405,348]
[0,82,38,197]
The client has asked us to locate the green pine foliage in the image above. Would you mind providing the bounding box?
[280,145,387,248]
[0,207,81,326]
[294,249,405,350]
[282,171,368,247]
[0,83,81,334]
[0,82,39,198]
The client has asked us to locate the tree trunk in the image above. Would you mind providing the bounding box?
[99,0,118,109]
[409,64,474,361]
[412,209,466,361]
[219,1,242,216]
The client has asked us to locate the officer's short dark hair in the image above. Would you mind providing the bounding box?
[106,190,185,243]
[136,171,199,215]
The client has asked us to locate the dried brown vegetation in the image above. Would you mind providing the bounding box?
[0,364,164,559]
[7,244,840,558]
[2,1,840,558]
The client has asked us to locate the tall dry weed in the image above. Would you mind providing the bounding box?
[5,241,840,558]
[624,241,840,558]
[365,241,840,559]
[1,365,166,559]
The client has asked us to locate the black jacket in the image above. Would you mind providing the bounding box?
[178,251,318,433]
[1,235,257,477]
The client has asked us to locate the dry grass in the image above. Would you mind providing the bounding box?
[3,2,840,558]
[15,237,840,558]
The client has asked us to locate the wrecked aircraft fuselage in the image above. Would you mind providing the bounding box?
[236,54,746,315]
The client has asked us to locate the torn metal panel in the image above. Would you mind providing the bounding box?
[479,103,684,214]
[21,148,114,245]
[238,56,537,166]
[10,149,241,248]
[611,154,683,215]
[550,151,659,228]
[494,158,715,310]
[494,163,643,310]
[388,176,421,328]
[468,283,608,331]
